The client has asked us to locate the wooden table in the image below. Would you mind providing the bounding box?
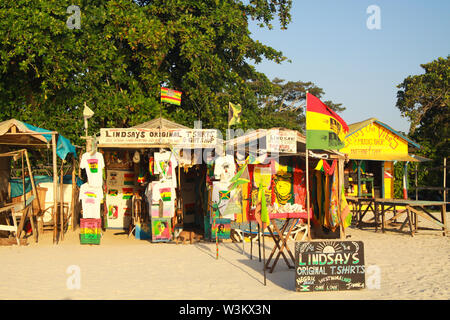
[375,199,447,237]
[346,196,447,236]
[346,196,380,230]
[264,211,311,273]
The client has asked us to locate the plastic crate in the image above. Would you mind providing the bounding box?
[80,218,102,229]
[80,233,101,245]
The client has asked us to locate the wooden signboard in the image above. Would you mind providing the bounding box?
[295,241,365,292]
[99,128,218,148]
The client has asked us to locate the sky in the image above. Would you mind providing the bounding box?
[248,0,450,133]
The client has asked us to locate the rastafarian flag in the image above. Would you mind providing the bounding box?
[306,93,348,150]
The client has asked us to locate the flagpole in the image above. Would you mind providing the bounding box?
[262,223,266,286]
[305,91,312,241]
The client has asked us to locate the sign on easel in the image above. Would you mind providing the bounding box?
[295,241,365,292]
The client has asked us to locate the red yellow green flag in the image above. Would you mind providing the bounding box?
[306,93,348,150]
[161,87,182,106]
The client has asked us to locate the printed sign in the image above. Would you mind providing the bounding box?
[267,129,297,153]
[99,128,218,148]
[340,122,408,160]
[295,241,365,292]
[212,218,231,240]
[151,218,172,242]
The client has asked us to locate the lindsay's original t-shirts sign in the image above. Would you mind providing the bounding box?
[295,241,365,292]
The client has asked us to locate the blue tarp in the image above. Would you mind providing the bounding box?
[10,175,84,198]
[22,122,77,160]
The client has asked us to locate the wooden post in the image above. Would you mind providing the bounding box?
[357,161,361,197]
[70,156,76,231]
[59,158,64,241]
[262,223,266,286]
[306,150,311,240]
[52,134,58,244]
[305,90,312,241]
[338,158,346,240]
[415,163,418,201]
[24,150,40,213]
[381,161,385,199]
[444,158,447,205]
[25,150,39,243]
[21,151,25,239]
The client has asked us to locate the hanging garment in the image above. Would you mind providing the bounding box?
[271,158,294,206]
[328,172,340,230]
[149,181,176,217]
[340,186,352,229]
[79,183,103,219]
[80,152,105,188]
[154,151,178,187]
[293,158,306,207]
[214,154,236,182]
[211,181,236,220]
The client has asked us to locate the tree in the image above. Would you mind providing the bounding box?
[396,56,450,200]
[0,0,296,146]
[245,77,344,132]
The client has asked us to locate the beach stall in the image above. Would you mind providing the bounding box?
[0,119,78,244]
[224,128,350,272]
[96,117,218,242]
[340,118,446,236]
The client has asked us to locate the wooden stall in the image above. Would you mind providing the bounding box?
[0,119,77,244]
[96,117,219,241]
[341,118,446,235]
[225,128,349,272]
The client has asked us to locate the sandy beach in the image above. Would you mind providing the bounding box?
[0,211,449,300]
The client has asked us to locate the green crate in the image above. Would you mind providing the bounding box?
[80,233,101,245]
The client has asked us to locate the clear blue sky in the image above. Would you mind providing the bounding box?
[248,0,450,133]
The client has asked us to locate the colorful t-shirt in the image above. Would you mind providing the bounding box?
[80,152,105,187]
[146,181,175,217]
[79,183,103,219]
[211,181,236,220]
[214,154,236,182]
[154,151,178,187]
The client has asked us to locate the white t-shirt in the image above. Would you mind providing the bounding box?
[154,152,178,186]
[79,183,103,219]
[80,152,105,188]
[146,181,176,217]
[214,154,236,182]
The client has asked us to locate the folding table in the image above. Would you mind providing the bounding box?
[264,211,310,273]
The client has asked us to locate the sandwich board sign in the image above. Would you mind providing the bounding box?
[295,241,365,292]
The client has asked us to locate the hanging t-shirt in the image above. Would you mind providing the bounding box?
[154,152,178,187]
[148,181,176,217]
[80,152,105,188]
[214,154,236,182]
[79,183,103,219]
[211,181,236,220]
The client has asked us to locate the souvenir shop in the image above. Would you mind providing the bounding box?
[224,128,350,238]
[339,118,424,199]
[83,119,219,242]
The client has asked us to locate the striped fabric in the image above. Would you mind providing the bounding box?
[161,87,182,105]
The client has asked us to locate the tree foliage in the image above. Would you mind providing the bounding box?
[0,0,343,147]
[396,56,449,200]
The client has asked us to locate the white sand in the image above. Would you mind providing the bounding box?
[0,211,449,300]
